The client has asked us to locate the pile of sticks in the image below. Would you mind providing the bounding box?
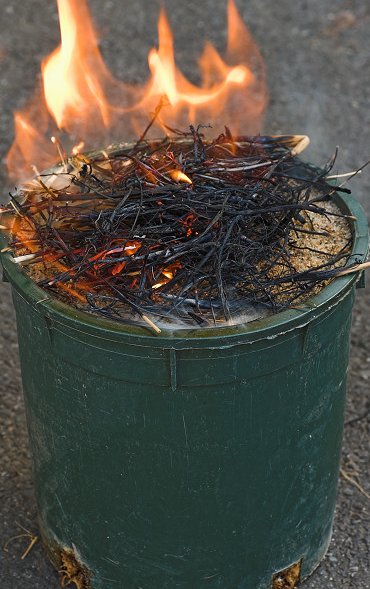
[3,127,361,330]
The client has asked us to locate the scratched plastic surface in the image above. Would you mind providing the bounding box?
[0,192,368,589]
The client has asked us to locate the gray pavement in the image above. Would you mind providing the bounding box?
[0,1,369,587]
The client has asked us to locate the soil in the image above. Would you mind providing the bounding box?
[0,0,369,588]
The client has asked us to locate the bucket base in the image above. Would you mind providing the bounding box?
[40,522,333,589]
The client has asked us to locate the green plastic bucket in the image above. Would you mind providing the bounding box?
[0,192,368,589]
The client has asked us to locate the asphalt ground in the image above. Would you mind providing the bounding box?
[0,1,369,587]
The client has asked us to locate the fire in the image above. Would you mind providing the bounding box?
[88,241,142,276]
[6,0,267,181]
[168,170,193,184]
[152,262,182,290]
[42,0,111,132]
[145,8,252,110]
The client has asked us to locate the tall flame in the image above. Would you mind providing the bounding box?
[7,0,267,181]
[42,0,111,131]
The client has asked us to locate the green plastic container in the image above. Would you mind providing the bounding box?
[0,192,368,589]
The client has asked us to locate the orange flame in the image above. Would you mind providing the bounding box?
[146,9,251,109]
[152,262,182,290]
[42,0,112,132]
[168,170,193,184]
[7,0,267,181]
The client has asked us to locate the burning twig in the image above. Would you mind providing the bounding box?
[132,96,169,150]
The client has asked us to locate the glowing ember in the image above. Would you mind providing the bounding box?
[152,262,182,290]
[7,0,267,181]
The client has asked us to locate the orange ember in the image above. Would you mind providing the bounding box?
[7,0,267,181]
[152,261,182,290]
